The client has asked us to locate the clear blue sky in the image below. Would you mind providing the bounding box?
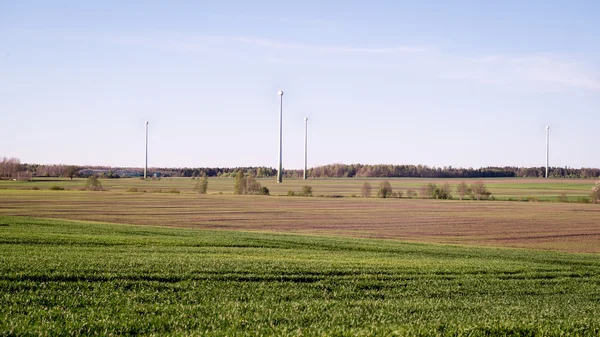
[2,1,599,169]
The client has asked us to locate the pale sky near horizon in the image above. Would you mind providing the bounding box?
[1,1,599,169]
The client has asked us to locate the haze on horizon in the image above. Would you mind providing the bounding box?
[1,1,599,169]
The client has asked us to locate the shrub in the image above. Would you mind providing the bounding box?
[259,187,270,195]
[377,181,393,198]
[423,183,437,199]
[49,186,64,191]
[428,183,452,200]
[361,182,372,198]
[406,189,417,198]
[31,186,40,191]
[234,173,262,195]
[591,180,600,204]
[194,173,209,194]
[127,187,139,193]
[85,176,103,191]
[166,189,180,193]
[470,181,491,200]
[234,172,246,195]
[438,183,452,199]
[456,182,471,200]
[576,196,590,204]
[287,190,295,196]
[301,185,313,197]
[245,176,262,194]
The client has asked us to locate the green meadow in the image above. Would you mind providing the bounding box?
[2,216,600,336]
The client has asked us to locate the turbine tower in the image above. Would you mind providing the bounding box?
[303,117,308,180]
[144,121,149,179]
[277,90,284,183]
[545,126,550,178]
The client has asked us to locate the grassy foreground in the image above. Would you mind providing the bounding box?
[2,216,600,336]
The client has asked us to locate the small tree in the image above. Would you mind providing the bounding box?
[434,183,452,199]
[234,173,263,195]
[377,181,393,198]
[470,181,491,200]
[301,185,313,197]
[234,171,246,195]
[245,175,262,194]
[423,183,437,199]
[85,175,103,191]
[194,173,208,194]
[456,182,470,200]
[361,182,372,198]
[591,180,600,204]
[63,166,79,181]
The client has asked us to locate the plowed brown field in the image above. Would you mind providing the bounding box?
[1,190,599,253]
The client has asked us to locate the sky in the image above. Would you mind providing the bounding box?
[1,1,599,169]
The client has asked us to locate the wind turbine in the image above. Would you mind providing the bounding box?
[277,90,284,183]
[144,121,149,179]
[545,126,550,178]
[303,117,308,180]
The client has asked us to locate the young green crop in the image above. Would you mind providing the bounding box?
[1,216,600,336]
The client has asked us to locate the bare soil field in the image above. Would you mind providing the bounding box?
[1,190,599,253]
[1,177,596,200]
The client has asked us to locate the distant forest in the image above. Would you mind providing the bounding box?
[2,157,599,180]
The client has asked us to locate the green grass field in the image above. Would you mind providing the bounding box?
[1,177,599,335]
[2,216,600,336]
[0,176,596,201]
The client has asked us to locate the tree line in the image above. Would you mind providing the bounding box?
[2,158,599,180]
[291,164,600,179]
[75,164,600,179]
